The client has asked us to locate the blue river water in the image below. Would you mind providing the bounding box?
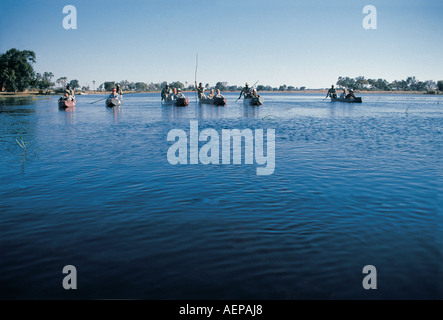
[0,92,441,299]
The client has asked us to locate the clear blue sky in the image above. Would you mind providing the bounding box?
[0,0,442,89]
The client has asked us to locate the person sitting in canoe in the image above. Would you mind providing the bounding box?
[325,85,337,99]
[238,83,251,99]
[250,88,260,97]
[59,92,70,101]
[207,89,215,99]
[214,89,224,98]
[108,88,119,99]
[161,83,172,101]
[346,89,356,100]
[167,88,177,101]
[65,85,75,101]
[175,88,186,99]
[339,89,346,99]
[195,82,206,99]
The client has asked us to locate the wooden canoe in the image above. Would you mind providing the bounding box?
[174,97,189,107]
[106,98,121,107]
[199,96,227,106]
[58,99,76,109]
[331,97,362,103]
[244,96,263,106]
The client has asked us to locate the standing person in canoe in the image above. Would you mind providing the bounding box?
[116,83,123,99]
[161,83,172,101]
[346,89,356,100]
[238,83,251,99]
[195,82,206,99]
[325,85,337,99]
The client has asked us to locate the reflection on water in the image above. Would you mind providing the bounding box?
[106,105,123,123]
[243,105,260,118]
[0,92,442,299]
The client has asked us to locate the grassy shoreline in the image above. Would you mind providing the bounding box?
[0,90,441,98]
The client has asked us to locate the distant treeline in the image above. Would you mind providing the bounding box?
[336,76,443,92]
[96,81,308,92]
[1,48,442,93]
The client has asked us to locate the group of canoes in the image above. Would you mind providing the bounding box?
[325,85,362,103]
[59,83,363,110]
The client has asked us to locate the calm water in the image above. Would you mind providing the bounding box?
[0,92,441,299]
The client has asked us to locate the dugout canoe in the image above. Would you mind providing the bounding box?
[330,97,362,103]
[174,97,189,107]
[199,96,227,106]
[244,96,264,106]
[106,98,121,107]
[58,99,76,109]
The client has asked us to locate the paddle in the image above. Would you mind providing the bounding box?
[89,96,107,104]
[88,90,141,104]
[236,80,259,103]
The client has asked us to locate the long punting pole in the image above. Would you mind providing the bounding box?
[195,53,198,104]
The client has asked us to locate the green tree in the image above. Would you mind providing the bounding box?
[135,82,147,91]
[57,76,67,88]
[215,81,228,91]
[355,76,368,90]
[423,80,435,91]
[104,81,115,91]
[375,78,389,91]
[69,79,79,90]
[170,81,184,90]
[34,72,55,90]
[406,76,417,90]
[119,80,129,90]
[128,82,136,91]
[437,80,443,91]
[0,48,36,92]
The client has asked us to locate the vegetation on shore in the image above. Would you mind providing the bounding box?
[1,48,442,96]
